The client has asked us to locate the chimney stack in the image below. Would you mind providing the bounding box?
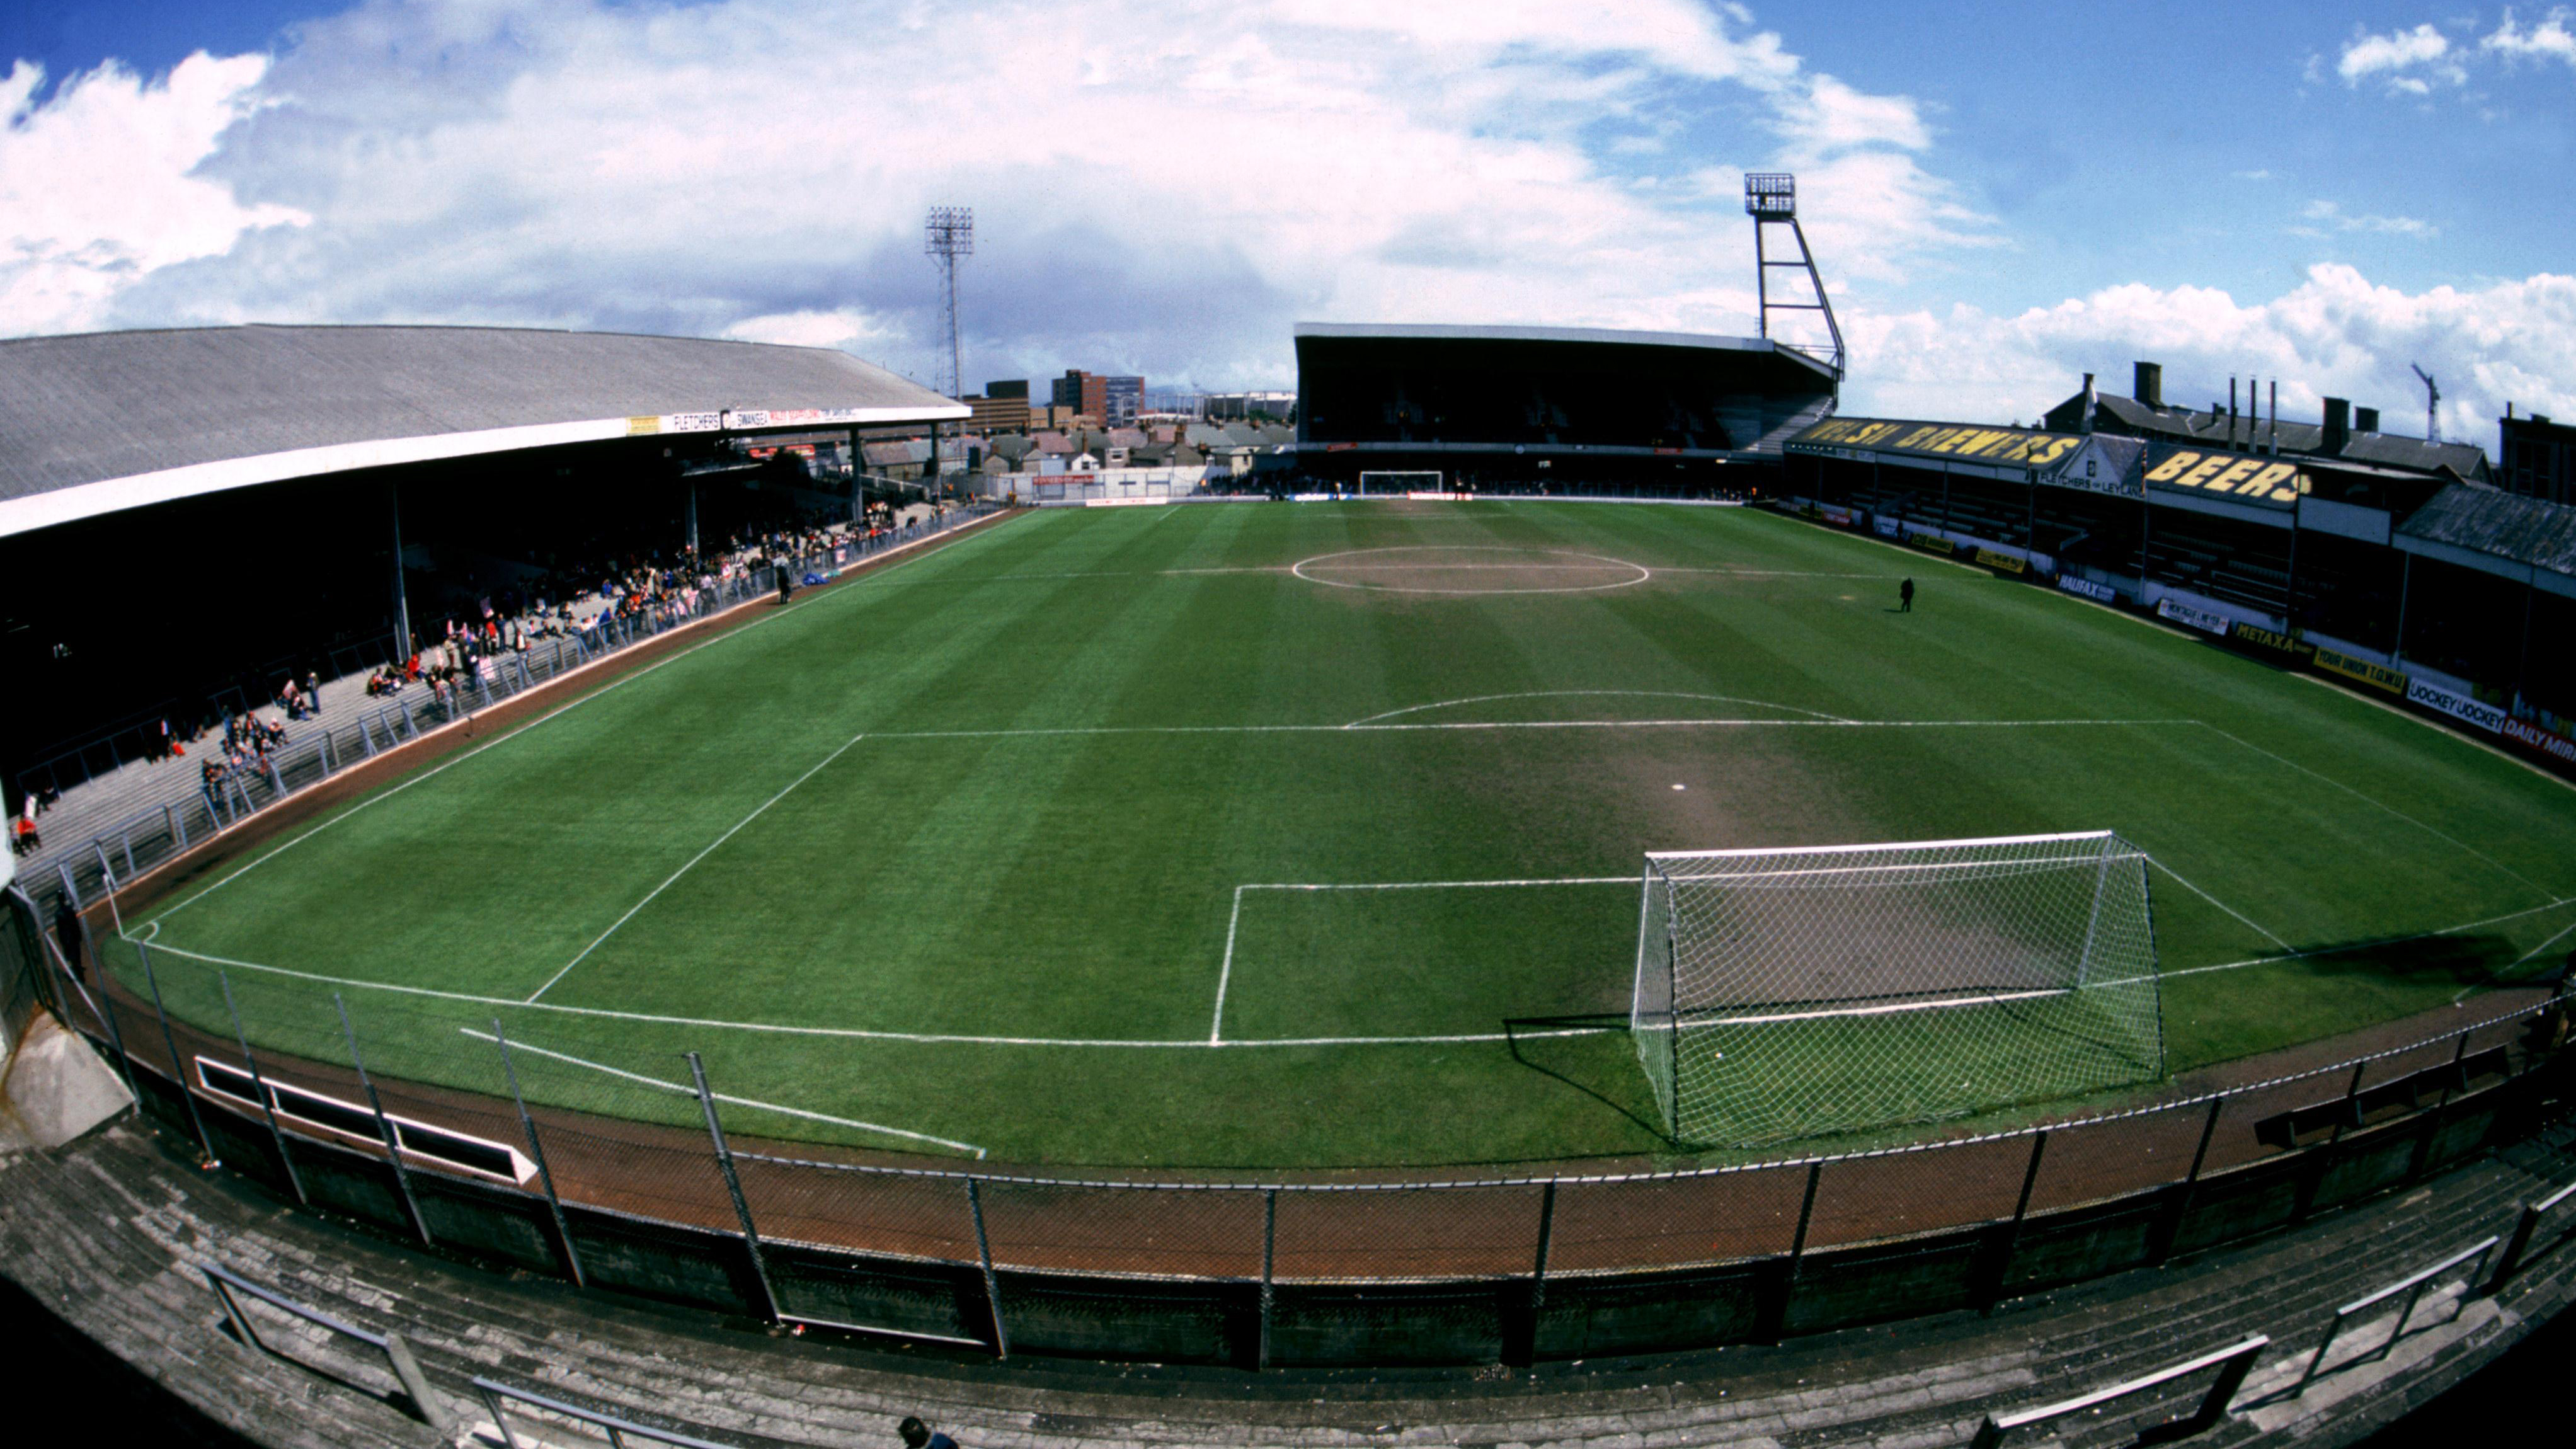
[2134,360,2163,411]
[2355,406,2379,434]
[2080,372,2097,434]
[2323,398,2350,455]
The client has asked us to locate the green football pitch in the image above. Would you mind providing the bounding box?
[107,501,2576,1169]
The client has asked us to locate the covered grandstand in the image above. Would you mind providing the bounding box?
[0,324,967,863]
[1782,410,2576,774]
[1289,322,1838,489]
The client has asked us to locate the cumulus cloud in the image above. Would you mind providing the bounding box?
[2484,6,2576,65]
[2335,9,2576,96]
[0,53,309,335]
[2337,22,2464,94]
[1840,265,2576,449]
[8,0,1995,390]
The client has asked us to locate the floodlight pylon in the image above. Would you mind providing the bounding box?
[1743,173,1845,379]
[924,206,973,399]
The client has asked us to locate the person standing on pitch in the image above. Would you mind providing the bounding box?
[1898,577,1915,612]
[776,553,794,605]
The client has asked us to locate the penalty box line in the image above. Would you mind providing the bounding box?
[1209,876,1635,1044]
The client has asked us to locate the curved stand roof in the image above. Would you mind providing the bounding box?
[0,324,967,539]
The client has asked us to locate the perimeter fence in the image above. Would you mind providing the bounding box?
[16,878,2570,1368]
[15,505,999,916]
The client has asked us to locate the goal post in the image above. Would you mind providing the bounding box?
[1632,831,2165,1147]
[1356,471,1442,495]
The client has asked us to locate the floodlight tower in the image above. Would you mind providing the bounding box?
[1743,173,1845,378]
[2411,362,2441,444]
[924,206,973,399]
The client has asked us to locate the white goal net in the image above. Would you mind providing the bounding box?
[1632,831,2164,1147]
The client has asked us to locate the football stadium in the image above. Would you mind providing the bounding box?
[5,190,2575,1398]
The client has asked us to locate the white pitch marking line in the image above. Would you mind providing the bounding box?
[135,939,1613,1049]
[1210,885,1244,1043]
[2156,894,2576,979]
[2508,915,2576,970]
[1244,877,1636,891]
[1344,690,1851,728]
[862,717,2193,742]
[2146,858,2293,952]
[456,1028,986,1157]
[525,730,869,1004]
[2193,723,2553,898]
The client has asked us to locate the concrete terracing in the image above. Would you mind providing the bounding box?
[2,1099,2570,1448]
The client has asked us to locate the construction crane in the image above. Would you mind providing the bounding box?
[2411,363,2440,444]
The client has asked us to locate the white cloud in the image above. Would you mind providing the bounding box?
[2333,9,2576,97]
[8,0,1996,389]
[0,54,309,336]
[2298,199,2437,238]
[2484,6,2576,64]
[1840,264,2576,450]
[2337,22,2464,94]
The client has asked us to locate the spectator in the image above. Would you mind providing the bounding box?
[896,1418,957,1449]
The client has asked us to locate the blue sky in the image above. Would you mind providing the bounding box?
[4,1,2572,441]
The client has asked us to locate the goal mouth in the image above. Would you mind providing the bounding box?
[1632,830,2167,1147]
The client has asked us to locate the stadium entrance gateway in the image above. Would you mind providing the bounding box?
[1632,832,2165,1147]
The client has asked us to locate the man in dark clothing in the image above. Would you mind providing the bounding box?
[898,1417,957,1449]
[1898,577,1915,612]
[776,554,795,605]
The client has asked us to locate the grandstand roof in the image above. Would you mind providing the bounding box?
[0,324,966,540]
[2396,484,2576,585]
[1294,321,1840,386]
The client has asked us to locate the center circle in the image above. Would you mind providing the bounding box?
[1291,546,1652,595]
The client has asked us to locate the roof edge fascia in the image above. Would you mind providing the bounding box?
[0,403,968,541]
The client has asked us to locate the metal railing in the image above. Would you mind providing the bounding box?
[473,1377,741,1449]
[2492,1176,2576,1288]
[1969,1334,2268,1448]
[2293,1235,2500,1395]
[200,1262,451,1433]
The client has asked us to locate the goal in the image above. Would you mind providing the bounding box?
[1631,831,2165,1147]
[1356,471,1443,495]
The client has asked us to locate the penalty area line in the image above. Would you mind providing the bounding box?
[457,1028,986,1157]
[2144,857,2293,952]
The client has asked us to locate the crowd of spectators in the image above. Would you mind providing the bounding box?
[10,502,954,856]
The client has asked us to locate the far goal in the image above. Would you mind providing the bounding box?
[1356,471,1443,495]
[1632,832,2165,1147]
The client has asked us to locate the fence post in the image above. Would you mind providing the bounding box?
[1257,1187,1278,1370]
[2154,1096,2227,1265]
[36,903,136,1105]
[493,1021,585,1288]
[966,1177,1009,1358]
[219,970,306,1205]
[335,994,432,1247]
[685,1051,778,1321]
[1760,1160,1827,1342]
[135,941,217,1165]
[2408,1032,2474,1180]
[1983,1131,2049,1310]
